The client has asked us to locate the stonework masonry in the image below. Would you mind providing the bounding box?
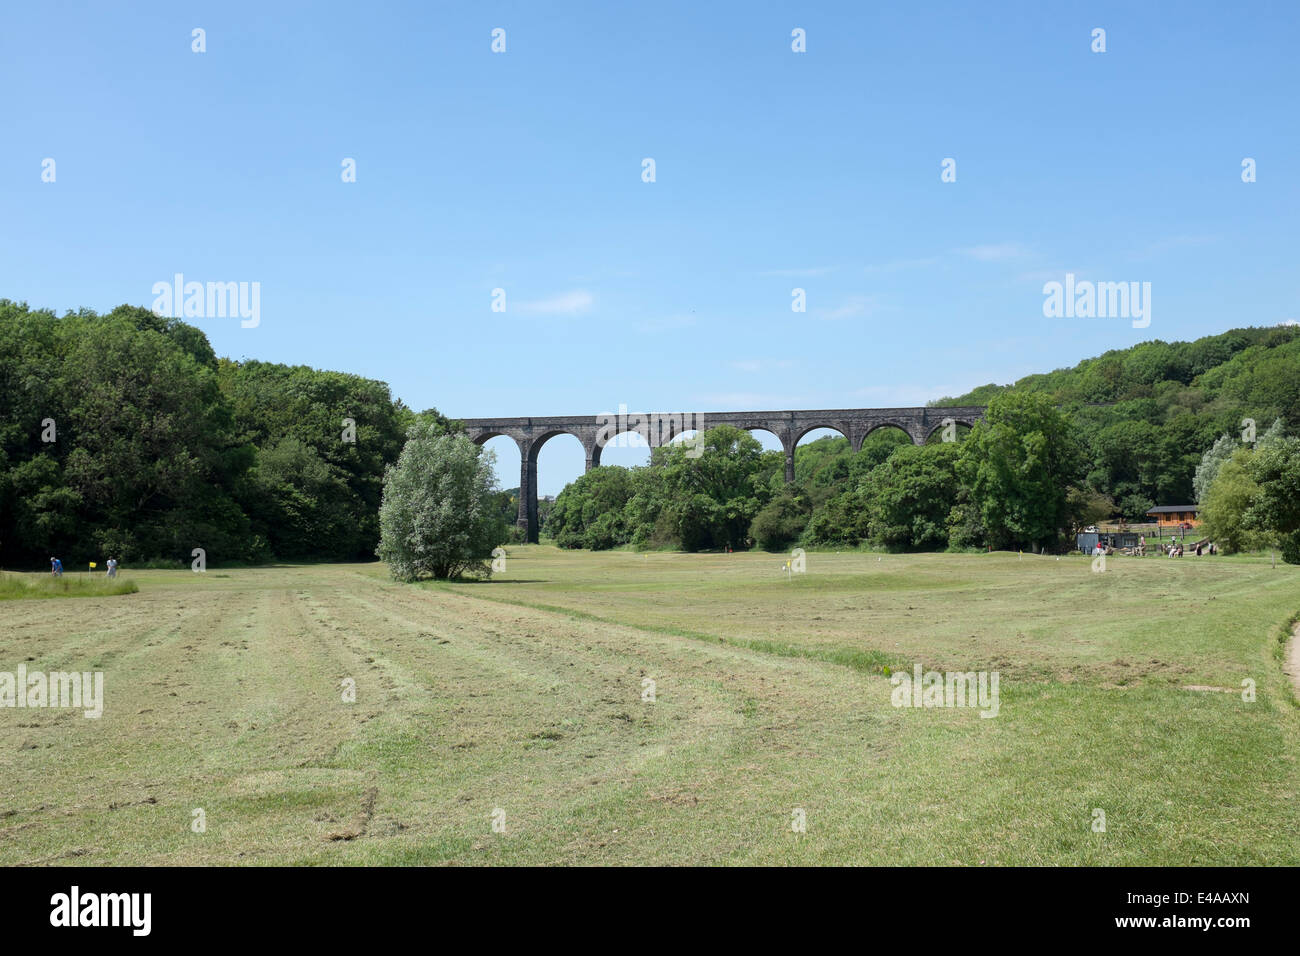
[462,406,986,542]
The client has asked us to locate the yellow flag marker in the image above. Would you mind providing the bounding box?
[89,562,97,569]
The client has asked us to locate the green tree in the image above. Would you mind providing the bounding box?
[749,486,812,551]
[955,392,1081,551]
[547,466,637,550]
[218,359,416,560]
[804,486,871,546]
[862,443,960,551]
[1065,486,1115,536]
[1256,417,1286,449]
[800,432,914,547]
[637,426,775,550]
[945,484,986,550]
[1199,449,1263,553]
[1244,435,1300,562]
[56,308,254,563]
[242,438,353,559]
[377,427,506,580]
[938,325,1300,519]
[1193,433,1238,503]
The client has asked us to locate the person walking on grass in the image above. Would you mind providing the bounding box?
[50,556,63,576]
[106,557,118,579]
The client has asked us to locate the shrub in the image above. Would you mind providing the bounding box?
[750,488,812,551]
[376,426,506,580]
[1281,531,1300,566]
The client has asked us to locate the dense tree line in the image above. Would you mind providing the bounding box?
[1197,419,1300,561]
[6,300,1298,567]
[933,325,1300,520]
[549,327,1300,556]
[0,300,448,567]
[548,393,1086,553]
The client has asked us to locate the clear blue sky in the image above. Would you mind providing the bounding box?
[3,1,1297,494]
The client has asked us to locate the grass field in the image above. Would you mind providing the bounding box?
[0,572,138,601]
[1,547,1297,865]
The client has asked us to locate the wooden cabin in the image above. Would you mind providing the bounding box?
[1145,504,1201,529]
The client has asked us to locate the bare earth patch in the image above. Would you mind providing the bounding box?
[1287,622,1300,699]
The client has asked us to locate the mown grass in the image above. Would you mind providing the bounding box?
[1,550,1297,865]
[0,571,138,601]
[447,546,1300,691]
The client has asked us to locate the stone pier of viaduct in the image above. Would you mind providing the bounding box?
[462,405,985,543]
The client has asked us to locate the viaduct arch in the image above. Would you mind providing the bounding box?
[462,406,985,543]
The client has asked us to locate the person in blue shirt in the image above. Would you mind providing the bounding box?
[50,557,63,576]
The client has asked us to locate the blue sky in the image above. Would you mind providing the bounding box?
[3,1,1297,494]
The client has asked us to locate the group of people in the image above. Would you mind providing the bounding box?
[1094,534,1218,558]
[49,556,118,577]
[1163,540,1215,557]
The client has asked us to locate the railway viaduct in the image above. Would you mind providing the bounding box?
[462,405,986,542]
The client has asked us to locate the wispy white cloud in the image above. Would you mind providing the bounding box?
[849,383,981,406]
[635,312,696,332]
[694,392,809,410]
[960,241,1031,262]
[1127,234,1216,260]
[516,289,594,315]
[816,295,879,321]
[729,358,796,373]
[1015,268,1076,285]
[569,269,639,282]
[759,266,837,277]
[863,256,942,274]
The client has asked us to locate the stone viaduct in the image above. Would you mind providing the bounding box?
[462,406,986,543]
